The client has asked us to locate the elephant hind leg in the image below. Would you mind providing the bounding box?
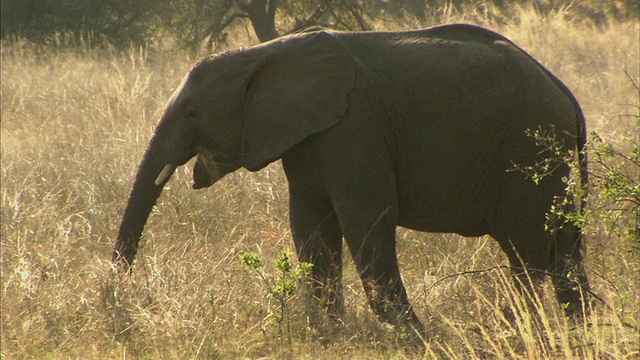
[490,169,590,317]
[490,197,554,316]
[494,235,548,316]
[549,225,591,317]
[492,223,590,319]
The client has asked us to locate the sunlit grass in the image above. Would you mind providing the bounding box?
[2,6,638,359]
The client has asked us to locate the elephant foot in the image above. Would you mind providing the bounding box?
[303,312,346,349]
[394,320,428,351]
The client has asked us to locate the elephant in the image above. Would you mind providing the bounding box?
[113,23,591,340]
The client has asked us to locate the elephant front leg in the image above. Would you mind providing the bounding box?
[337,203,426,343]
[289,187,344,321]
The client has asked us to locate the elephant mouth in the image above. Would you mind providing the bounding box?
[192,154,238,189]
[154,144,240,188]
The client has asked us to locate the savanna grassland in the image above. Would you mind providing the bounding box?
[1,5,639,359]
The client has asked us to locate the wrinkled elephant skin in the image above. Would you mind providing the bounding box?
[113,24,591,341]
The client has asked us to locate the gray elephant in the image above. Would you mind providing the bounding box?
[113,24,590,339]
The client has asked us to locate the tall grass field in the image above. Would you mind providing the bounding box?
[2,6,638,359]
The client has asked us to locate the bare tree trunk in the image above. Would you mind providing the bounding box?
[236,0,280,42]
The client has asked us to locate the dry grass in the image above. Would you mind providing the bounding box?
[2,7,639,359]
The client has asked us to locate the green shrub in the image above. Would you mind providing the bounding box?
[240,251,313,348]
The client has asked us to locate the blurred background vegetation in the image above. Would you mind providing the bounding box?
[2,0,638,54]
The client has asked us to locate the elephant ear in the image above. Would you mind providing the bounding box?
[240,31,356,171]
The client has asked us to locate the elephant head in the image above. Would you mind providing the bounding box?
[113,32,356,268]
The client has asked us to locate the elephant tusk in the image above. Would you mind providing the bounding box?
[155,164,177,186]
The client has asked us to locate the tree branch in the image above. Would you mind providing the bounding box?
[339,0,371,30]
[290,4,329,33]
[218,12,250,32]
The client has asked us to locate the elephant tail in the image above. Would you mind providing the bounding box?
[572,97,589,216]
[575,101,589,215]
[535,64,589,213]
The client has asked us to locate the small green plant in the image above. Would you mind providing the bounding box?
[240,251,313,348]
[588,126,640,251]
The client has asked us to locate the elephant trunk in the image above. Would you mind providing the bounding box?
[113,132,188,269]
